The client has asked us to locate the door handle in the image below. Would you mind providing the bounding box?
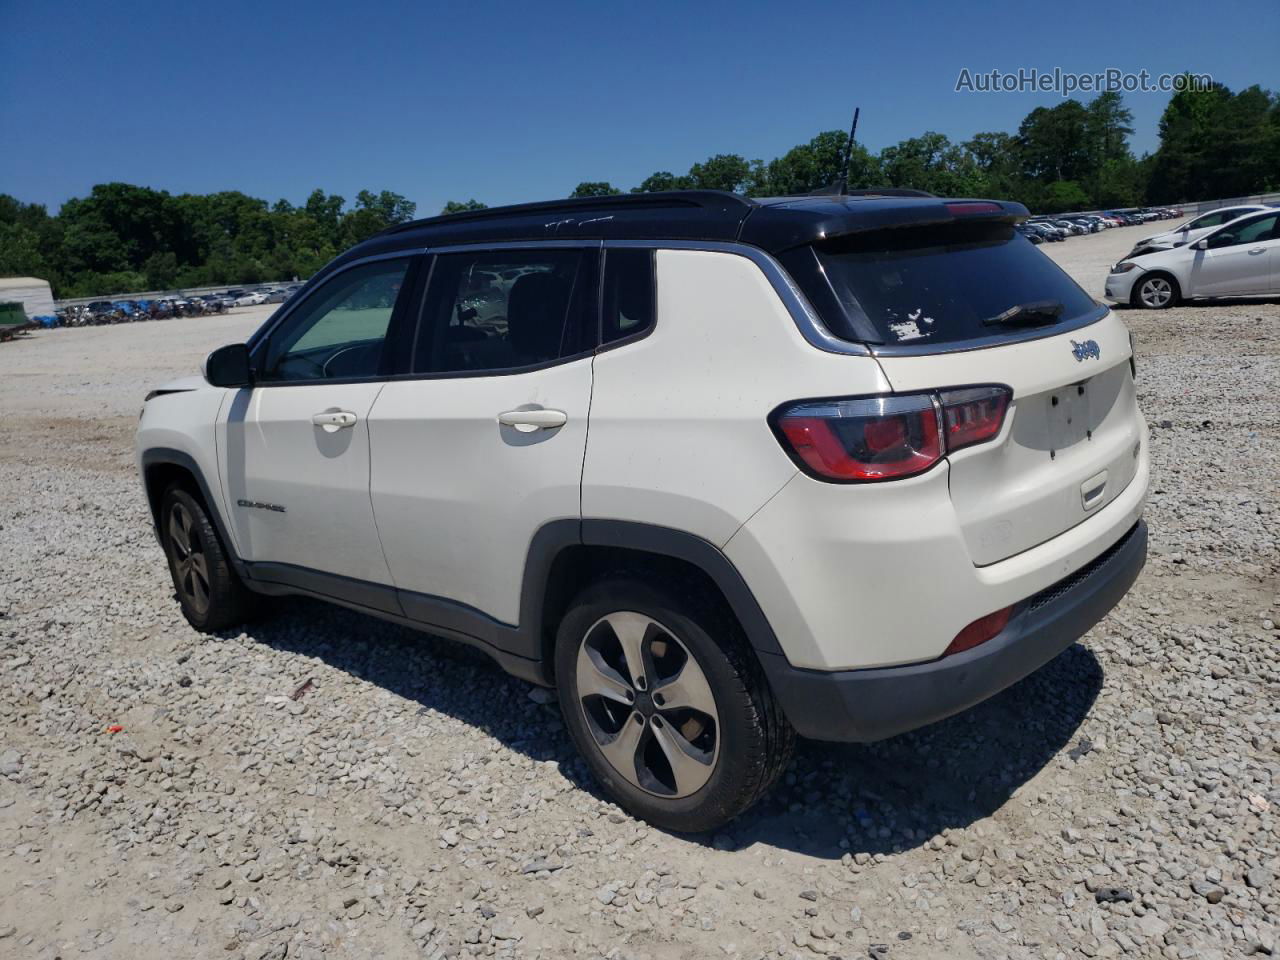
[1248,247,1267,255]
[312,410,358,432]
[497,408,568,431]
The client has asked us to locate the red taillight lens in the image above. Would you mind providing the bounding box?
[938,386,1011,451]
[944,605,1013,657]
[776,395,942,481]
[774,386,1010,483]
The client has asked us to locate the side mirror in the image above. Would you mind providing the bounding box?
[1193,238,1209,251]
[205,343,253,387]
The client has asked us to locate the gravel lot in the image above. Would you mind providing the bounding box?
[1,226,1277,960]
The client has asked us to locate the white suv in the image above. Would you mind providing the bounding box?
[137,190,1150,831]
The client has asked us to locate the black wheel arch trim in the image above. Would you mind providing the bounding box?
[140,447,247,579]
[576,520,784,657]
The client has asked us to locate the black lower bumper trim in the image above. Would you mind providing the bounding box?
[762,520,1147,742]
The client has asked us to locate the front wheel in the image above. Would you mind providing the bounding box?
[160,487,260,632]
[1132,273,1180,309]
[555,577,794,832]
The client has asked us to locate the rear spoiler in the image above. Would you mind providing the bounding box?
[822,199,1030,238]
[743,198,1030,253]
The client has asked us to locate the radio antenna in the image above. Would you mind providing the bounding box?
[834,108,865,195]
[838,107,861,195]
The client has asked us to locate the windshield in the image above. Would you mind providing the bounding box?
[808,222,1100,349]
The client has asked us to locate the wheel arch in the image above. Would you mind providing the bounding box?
[140,447,244,576]
[527,520,785,683]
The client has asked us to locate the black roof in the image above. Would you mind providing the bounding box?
[342,190,1030,266]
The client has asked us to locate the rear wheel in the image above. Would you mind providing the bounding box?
[555,576,794,832]
[160,487,259,632]
[1132,273,1179,309]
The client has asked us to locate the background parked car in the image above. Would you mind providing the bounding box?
[1129,204,1273,257]
[234,291,268,306]
[1106,208,1280,308]
[1026,222,1064,242]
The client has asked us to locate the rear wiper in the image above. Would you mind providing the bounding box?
[982,300,1064,326]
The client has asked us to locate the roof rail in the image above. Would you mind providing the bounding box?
[382,190,758,236]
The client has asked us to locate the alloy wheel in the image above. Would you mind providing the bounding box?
[575,611,719,798]
[168,502,211,614]
[1140,277,1173,308]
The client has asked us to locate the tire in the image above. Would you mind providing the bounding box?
[1131,272,1180,310]
[159,486,260,632]
[555,576,794,833]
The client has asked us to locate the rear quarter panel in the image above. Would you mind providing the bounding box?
[582,248,890,546]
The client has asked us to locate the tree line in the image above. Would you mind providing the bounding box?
[2,79,1276,299]
[560,84,1279,211]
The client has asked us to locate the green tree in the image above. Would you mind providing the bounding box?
[880,132,987,196]
[570,181,622,198]
[1085,91,1135,165]
[686,154,751,192]
[1017,101,1092,182]
[341,190,416,245]
[441,199,488,214]
[753,131,881,196]
[631,171,695,193]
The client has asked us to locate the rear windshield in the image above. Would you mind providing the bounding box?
[810,222,1099,348]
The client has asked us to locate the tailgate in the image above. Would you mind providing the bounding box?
[875,311,1143,565]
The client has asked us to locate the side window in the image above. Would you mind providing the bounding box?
[1195,212,1226,229]
[260,258,411,382]
[601,249,656,345]
[1208,215,1278,249]
[413,249,594,374]
[1233,215,1277,244]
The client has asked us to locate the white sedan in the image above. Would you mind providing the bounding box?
[1105,209,1279,308]
[233,292,268,306]
[1128,204,1271,257]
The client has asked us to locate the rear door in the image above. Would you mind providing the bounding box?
[367,245,597,628]
[219,255,416,590]
[805,220,1143,565]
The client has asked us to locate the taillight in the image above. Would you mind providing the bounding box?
[938,386,1010,451]
[773,385,1011,483]
[776,395,942,482]
[943,605,1013,657]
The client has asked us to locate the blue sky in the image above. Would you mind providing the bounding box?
[2,0,1276,215]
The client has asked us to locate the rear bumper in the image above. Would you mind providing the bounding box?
[760,519,1147,742]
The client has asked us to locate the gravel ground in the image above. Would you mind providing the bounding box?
[1,227,1277,960]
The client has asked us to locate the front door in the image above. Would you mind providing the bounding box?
[218,255,416,592]
[1191,213,1279,297]
[369,246,598,629]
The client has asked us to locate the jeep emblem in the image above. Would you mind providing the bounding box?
[1071,339,1100,362]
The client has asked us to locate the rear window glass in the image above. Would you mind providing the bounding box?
[812,222,1099,348]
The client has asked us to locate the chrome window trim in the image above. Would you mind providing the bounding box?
[407,237,866,357]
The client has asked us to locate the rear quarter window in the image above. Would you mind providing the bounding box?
[810,222,1100,349]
